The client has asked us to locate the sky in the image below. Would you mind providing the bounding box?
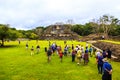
[0,0,120,30]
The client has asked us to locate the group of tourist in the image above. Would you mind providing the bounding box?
[46,42,91,64]
[25,43,40,56]
[96,48,112,80]
[25,41,112,80]
[46,41,112,80]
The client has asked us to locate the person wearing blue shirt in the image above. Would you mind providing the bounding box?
[97,53,103,74]
[102,58,112,80]
[85,47,89,53]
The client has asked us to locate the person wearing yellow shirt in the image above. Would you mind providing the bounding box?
[76,48,82,65]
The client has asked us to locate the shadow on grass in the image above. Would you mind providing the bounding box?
[0,45,18,48]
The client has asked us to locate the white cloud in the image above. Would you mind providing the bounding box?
[0,0,120,30]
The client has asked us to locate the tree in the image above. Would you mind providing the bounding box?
[0,24,9,46]
[29,33,38,39]
[89,19,100,34]
[83,23,93,36]
[71,24,84,36]
[109,25,120,36]
[8,29,20,40]
[18,30,27,38]
[99,14,119,37]
[0,24,19,46]
[71,24,93,36]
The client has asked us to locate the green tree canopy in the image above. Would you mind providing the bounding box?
[0,24,19,46]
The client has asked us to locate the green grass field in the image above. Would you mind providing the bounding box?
[0,40,120,80]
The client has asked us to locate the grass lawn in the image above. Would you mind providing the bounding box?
[100,40,120,45]
[0,40,120,80]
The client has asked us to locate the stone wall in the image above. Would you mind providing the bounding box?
[92,41,120,62]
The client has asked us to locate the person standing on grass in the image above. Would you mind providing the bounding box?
[56,46,61,55]
[102,50,107,58]
[68,45,71,56]
[89,46,93,57]
[45,47,47,53]
[84,47,89,65]
[59,50,63,62]
[97,53,103,74]
[26,43,28,50]
[96,50,101,62]
[76,48,82,65]
[51,42,56,54]
[107,48,112,60]
[93,48,96,57]
[31,46,34,56]
[102,58,112,80]
[36,45,40,54]
[47,47,52,63]
[72,49,76,62]
[64,45,68,56]
[81,45,84,57]
[72,44,74,50]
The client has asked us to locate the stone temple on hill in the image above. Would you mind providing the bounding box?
[40,24,79,40]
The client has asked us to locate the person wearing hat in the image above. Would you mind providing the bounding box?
[102,58,112,80]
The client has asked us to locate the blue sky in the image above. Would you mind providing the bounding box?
[0,0,120,30]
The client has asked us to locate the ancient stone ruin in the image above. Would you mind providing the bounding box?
[81,33,108,41]
[92,41,120,62]
[40,24,79,40]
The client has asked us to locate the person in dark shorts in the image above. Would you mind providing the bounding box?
[72,49,76,62]
[26,43,28,50]
[47,47,52,63]
[31,46,34,56]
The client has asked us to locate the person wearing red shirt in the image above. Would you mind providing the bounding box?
[59,50,63,62]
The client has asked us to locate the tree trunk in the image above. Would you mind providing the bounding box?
[1,39,4,46]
